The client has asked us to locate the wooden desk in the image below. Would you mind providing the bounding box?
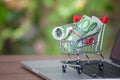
[0,55,108,80]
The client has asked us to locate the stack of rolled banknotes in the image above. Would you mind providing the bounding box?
[52,15,103,50]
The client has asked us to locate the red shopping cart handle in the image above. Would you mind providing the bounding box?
[73,15,108,24]
[99,16,108,24]
[73,15,82,22]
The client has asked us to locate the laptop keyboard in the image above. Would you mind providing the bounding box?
[61,60,120,78]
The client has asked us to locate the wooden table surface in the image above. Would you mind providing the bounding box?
[0,55,108,80]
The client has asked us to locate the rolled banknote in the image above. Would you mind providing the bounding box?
[52,23,77,40]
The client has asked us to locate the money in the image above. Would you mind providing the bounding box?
[52,27,66,40]
[52,23,77,40]
[85,16,103,37]
[67,15,98,40]
[52,15,103,51]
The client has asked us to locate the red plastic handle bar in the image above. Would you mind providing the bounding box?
[99,16,108,24]
[73,15,108,24]
[73,15,82,22]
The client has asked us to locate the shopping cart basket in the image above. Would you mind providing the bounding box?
[59,16,108,74]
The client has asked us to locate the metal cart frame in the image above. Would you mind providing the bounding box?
[59,24,106,74]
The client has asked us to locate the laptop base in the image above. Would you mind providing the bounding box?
[21,60,97,80]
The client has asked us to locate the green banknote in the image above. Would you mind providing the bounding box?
[52,15,103,53]
[52,23,77,40]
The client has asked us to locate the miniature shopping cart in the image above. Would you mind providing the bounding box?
[59,16,108,74]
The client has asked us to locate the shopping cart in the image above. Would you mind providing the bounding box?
[59,16,108,74]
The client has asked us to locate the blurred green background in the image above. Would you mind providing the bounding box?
[0,0,120,55]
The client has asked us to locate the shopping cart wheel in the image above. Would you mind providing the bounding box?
[98,63,104,71]
[77,66,82,74]
[75,60,80,69]
[62,65,67,73]
[76,61,80,65]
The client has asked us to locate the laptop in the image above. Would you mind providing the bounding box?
[21,31,120,80]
